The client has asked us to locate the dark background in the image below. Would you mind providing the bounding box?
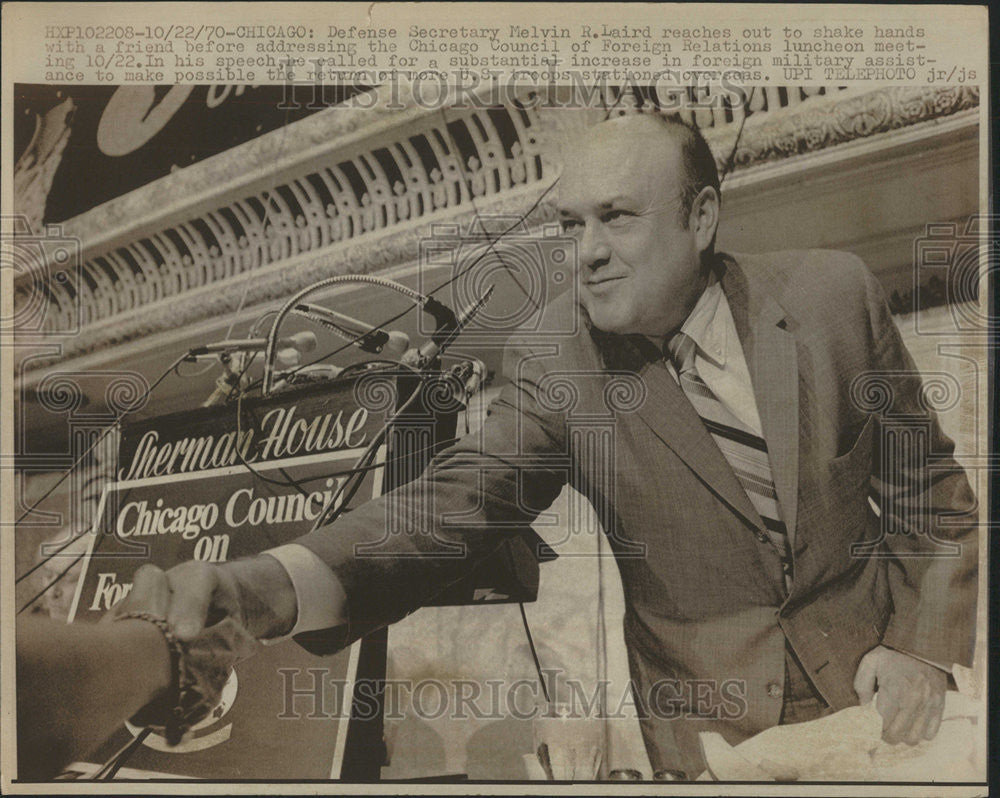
[14,84,364,223]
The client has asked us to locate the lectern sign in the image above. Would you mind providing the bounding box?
[68,379,387,779]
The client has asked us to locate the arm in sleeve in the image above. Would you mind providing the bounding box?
[260,545,348,639]
[860,267,979,669]
[288,341,569,654]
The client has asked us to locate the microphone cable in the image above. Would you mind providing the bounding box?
[232,176,558,397]
[14,351,191,591]
[519,601,550,704]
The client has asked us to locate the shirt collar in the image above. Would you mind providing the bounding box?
[678,275,728,368]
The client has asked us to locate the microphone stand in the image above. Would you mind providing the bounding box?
[201,352,249,408]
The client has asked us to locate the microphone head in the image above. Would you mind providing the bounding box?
[286,330,317,353]
[276,347,301,368]
[383,330,411,359]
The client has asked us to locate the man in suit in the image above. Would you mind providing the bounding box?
[114,113,978,777]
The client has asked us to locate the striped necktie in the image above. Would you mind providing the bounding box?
[667,331,793,589]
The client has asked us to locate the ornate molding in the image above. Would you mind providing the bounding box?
[23,184,560,365]
[702,84,980,171]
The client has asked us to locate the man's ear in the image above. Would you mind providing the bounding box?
[689,186,721,254]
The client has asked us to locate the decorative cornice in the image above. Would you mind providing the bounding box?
[702,84,980,170]
[23,185,560,365]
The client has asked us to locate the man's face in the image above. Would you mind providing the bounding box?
[557,118,708,338]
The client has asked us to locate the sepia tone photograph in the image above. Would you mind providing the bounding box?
[1,3,991,793]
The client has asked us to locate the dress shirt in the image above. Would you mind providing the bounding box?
[262,544,347,638]
[663,276,764,437]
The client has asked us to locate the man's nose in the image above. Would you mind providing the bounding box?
[579,222,611,272]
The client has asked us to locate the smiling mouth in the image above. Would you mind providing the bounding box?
[586,276,626,288]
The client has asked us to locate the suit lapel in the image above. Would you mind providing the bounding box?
[588,253,801,540]
[630,344,765,532]
[723,255,800,543]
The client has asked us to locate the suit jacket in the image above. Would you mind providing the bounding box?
[296,250,978,775]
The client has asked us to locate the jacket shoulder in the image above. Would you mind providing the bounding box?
[734,249,873,294]
[731,249,880,318]
[728,249,892,365]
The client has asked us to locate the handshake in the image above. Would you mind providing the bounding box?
[104,555,301,743]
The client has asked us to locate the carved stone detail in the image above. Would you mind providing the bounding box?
[703,85,980,171]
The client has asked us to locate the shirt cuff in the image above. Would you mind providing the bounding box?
[262,544,348,641]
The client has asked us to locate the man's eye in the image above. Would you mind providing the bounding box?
[602,209,632,223]
[560,218,581,232]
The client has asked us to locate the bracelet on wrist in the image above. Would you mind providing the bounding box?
[114,611,198,746]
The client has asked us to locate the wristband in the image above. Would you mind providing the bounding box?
[114,611,199,745]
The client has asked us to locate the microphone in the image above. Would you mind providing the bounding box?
[404,286,494,369]
[293,303,410,358]
[187,331,317,358]
[450,358,487,398]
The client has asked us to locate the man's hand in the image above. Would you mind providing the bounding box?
[853,645,947,745]
[105,557,298,642]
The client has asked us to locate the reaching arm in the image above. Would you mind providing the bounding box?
[290,340,570,649]
[114,340,569,650]
[16,616,171,778]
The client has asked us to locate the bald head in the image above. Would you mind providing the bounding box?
[555,112,723,337]
[566,113,721,227]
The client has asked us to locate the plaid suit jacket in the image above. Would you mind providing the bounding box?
[297,249,978,775]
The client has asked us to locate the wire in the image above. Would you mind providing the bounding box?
[236,177,559,396]
[595,508,610,772]
[15,351,187,528]
[229,371,312,530]
[718,86,756,187]
[14,528,91,587]
[91,728,151,780]
[226,358,424,499]
[261,275,427,396]
[17,549,87,615]
[319,446,380,523]
[205,104,296,368]
[307,373,429,533]
[437,108,538,312]
[14,352,190,586]
[519,602,550,704]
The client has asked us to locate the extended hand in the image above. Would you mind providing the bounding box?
[853,645,947,745]
[105,557,298,642]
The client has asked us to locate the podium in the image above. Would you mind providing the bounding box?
[66,366,539,780]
